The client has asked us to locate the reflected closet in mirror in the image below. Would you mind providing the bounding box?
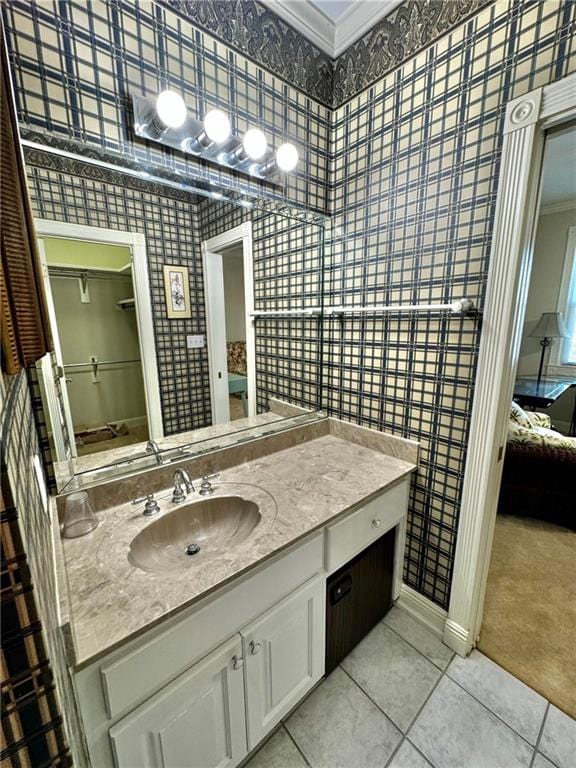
[26,159,326,491]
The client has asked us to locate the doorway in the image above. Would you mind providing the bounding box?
[202,222,256,424]
[35,220,163,460]
[477,123,576,716]
[445,74,576,713]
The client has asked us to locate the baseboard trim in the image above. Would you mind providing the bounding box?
[443,618,474,656]
[396,584,447,639]
[114,416,147,429]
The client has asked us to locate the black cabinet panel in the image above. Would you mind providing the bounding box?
[325,530,395,675]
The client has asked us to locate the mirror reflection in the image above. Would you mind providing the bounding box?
[31,183,325,489]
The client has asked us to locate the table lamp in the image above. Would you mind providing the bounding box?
[529,311,568,386]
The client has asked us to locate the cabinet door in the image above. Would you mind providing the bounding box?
[242,576,325,749]
[109,635,247,768]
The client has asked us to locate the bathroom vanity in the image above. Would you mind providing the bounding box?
[55,418,417,768]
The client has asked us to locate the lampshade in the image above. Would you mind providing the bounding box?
[529,312,568,339]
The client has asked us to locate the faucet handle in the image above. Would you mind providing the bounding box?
[132,494,160,516]
[199,473,220,496]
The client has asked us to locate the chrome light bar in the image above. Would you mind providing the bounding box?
[132,93,297,180]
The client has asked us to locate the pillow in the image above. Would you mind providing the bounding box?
[525,411,551,429]
[510,400,531,428]
[507,421,576,452]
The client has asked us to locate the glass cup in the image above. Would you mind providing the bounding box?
[62,492,99,538]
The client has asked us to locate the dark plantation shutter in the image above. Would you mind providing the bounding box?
[1,33,51,374]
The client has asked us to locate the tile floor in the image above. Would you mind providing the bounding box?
[245,606,576,768]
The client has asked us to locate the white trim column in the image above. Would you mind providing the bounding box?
[445,73,576,655]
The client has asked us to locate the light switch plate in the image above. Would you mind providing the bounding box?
[187,334,205,349]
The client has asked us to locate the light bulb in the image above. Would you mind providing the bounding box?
[155,90,187,129]
[204,109,231,144]
[242,128,267,160]
[276,142,298,172]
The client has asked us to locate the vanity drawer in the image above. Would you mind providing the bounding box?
[99,531,323,721]
[325,479,409,573]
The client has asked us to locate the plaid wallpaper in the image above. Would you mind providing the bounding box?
[196,197,325,414]
[2,4,576,762]
[0,373,82,767]
[24,150,214,439]
[158,0,333,105]
[24,151,325,448]
[332,0,494,106]
[1,0,331,214]
[326,0,576,608]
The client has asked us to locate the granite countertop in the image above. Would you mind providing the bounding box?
[54,399,313,492]
[59,425,417,668]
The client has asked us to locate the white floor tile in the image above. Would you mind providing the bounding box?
[285,667,401,768]
[383,606,453,670]
[387,739,432,768]
[244,726,308,768]
[532,753,557,768]
[409,676,534,768]
[539,705,576,768]
[447,650,547,744]
[341,622,442,732]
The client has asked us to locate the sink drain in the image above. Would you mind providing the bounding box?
[185,543,201,556]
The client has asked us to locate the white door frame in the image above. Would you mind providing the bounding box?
[34,220,164,453]
[445,72,576,656]
[36,239,78,459]
[202,222,255,424]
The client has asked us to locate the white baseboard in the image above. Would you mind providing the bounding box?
[396,584,447,639]
[443,618,474,657]
[113,416,147,429]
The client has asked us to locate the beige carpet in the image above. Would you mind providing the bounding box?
[478,514,576,719]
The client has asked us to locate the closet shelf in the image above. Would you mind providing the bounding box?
[117,298,135,309]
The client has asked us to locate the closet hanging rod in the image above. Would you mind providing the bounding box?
[64,358,141,369]
[250,308,322,317]
[325,298,474,315]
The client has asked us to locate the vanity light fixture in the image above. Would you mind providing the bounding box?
[243,128,268,160]
[204,109,231,144]
[132,92,299,180]
[155,90,187,129]
[276,142,299,172]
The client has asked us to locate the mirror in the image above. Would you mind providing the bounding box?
[29,165,326,492]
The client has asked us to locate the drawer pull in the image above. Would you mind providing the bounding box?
[232,655,244,670]
[371,519,381,528]
[249,640,261,655]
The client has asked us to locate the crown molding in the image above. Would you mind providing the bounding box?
[262,0,335,55]
[334,0,403,56]
[261,0,403,58]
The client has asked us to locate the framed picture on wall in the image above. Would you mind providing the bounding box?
[163,265,191,319]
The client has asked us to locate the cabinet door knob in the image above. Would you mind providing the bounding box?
[372,519,381,528]
[232,655,244,670]
[249,640,261,655]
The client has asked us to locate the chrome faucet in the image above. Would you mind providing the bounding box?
[199,473,220,496]
[145,440,162,465]
[172,468,194,503]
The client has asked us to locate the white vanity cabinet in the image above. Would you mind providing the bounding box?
[72,478,411,768]
[242,576,324,749]
[109,635,247,768]
[108,577,324,768]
